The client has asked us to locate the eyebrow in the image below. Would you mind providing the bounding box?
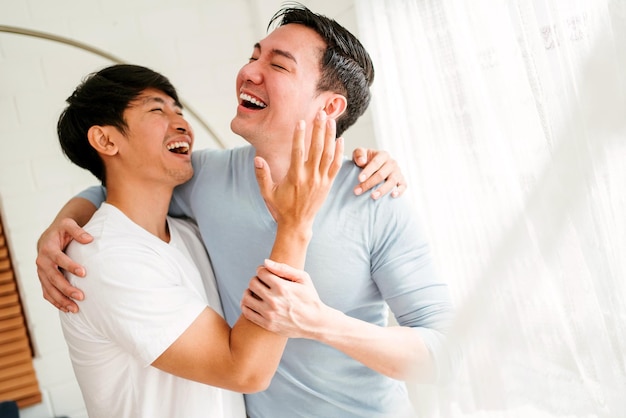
[254,42,297,64]
[139,95,182,110]
[141,96,166,105]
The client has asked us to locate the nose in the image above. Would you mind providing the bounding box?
[239,60,263,85]
[172,114,192,135]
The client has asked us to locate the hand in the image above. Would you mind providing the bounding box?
[241,259,327,339]
[254,110,344,229]
[352,148,407,199]
[35,218,93,313]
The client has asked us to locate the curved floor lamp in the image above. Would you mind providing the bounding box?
[0,24,227,150]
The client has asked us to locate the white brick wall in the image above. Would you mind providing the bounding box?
[0,1,374,416]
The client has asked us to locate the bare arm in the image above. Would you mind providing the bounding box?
[36,197,96,312]
[152,112,343,392]
[243,260,436,383]
[307,306,434,382]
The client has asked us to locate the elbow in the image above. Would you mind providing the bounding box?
[387,359,433,383]
[242,379,272,394]
[230,370,274,393]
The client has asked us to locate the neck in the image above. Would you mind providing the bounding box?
[105,180,173,242]
[253,143,293,184]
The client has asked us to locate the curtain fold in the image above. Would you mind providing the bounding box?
[356,1,626,416]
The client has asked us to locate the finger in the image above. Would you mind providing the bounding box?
[59,218,94,245]
[328,136,344,180]
[392,182,408,198]
[318,118,337,176]
[352,147,368,167]
[43,286,79,313]
[357,150,389,183]
[248,275,272,298]
[289,120,307,176]
[391,173,408,198]
[36,250,86,298]
[242,305,276,333]
[263,258,310,284]
[244,282,264,303]
[253,156,274,198]
[369,173,399,200]
[306,110,327,169]
[357,171,391,199]
[355,161,397,199]
[50,250,87,278]
[241,296,267,325]
[241,288,277,329]
[255,268,289,292]
[37,268,82,312]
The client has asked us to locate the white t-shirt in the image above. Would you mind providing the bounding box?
[60,203,246,418]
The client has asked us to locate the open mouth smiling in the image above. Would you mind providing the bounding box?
[167,141,190,155]
[240,93,267,109]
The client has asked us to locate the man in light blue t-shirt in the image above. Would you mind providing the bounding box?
[37,4,458,418]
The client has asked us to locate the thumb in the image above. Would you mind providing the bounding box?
[264,259,310,284]
[352,147,368,167]
[254,156,274,196]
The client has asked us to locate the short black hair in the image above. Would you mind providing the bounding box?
[57,64,181,183]
[268,3,375,137]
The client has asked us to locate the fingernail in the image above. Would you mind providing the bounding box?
[372,191,381,199]
[358,173,366,181]
[66,306,76,313]
[254,156,263,168]
[318,110,327,120]
[298,120,305,130]
[74,267,85,277]
[354,187,363,195]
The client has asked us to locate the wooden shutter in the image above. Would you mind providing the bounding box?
[0,215,42,408]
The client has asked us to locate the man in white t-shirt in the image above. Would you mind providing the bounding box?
[56,63,344,418]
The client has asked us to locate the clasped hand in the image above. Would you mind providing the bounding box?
[241,259,327,339]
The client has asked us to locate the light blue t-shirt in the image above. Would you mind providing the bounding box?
[80,145,456,418]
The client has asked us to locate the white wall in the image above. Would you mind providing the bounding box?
[0,1,374,416]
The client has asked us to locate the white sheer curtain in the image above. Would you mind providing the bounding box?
[356,1,626,417]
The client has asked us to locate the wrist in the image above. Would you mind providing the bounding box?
[275,222,313,243]
[309,305,341,341]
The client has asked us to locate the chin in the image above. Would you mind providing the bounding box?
[230,118,255,144]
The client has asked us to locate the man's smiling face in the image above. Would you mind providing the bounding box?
[111,88,195,187]
[230,24,330,150]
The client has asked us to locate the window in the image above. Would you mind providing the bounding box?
[0,215,41,408]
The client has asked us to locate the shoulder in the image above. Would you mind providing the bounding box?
[71,207,171,279]
[332,158,361,195]
[188,146,254,182]
[332,158,410,212]
[191,145,254,165]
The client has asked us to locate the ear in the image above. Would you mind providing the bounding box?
[87,126,118,156]
[322,94,347,120]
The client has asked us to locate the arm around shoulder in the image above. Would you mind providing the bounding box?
[36,196,99,312]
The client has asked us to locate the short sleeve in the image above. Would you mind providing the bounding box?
[75,245,207,365]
